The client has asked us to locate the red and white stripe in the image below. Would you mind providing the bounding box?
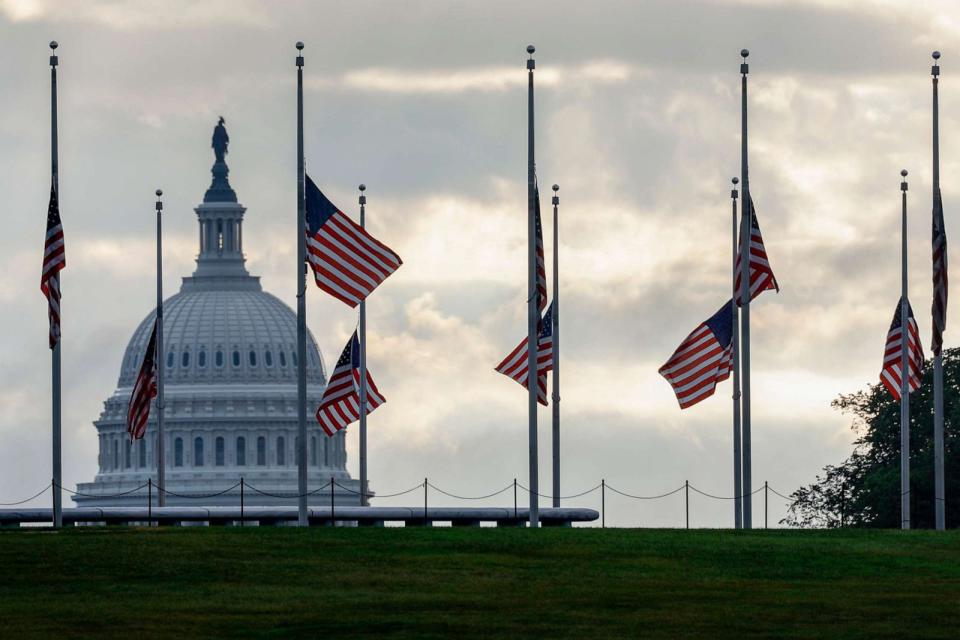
[881,299,925,400]
[495,304,554,406]
[126,320,158,440]
[41,185,65,349]
[932,188,948,355]
[307,211,402,308]
[735,197,779,306]
[316,337,385,437]
[659,322,733,410]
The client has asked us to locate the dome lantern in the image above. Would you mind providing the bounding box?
[182,118,260,293]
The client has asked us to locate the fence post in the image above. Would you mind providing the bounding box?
[148,478,152,526]
[513,478,518,520]
[685,480,690,529]
[424,477,428,521]
[330,476,335,525]
[764,481,769,529]
[601,479,605,528]
[240,477,245,526]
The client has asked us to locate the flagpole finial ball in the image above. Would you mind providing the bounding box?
[732,177,739,185]
[527,45,535,55]
[933,51,941,60]
[741,49,749,58]
[49,41,58,50]
[296,41,304,51]
[359,184,366,192]
[155,189,163,197]
[552,184,559,192]
[901,169,908,178]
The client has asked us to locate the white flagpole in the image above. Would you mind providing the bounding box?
[731,177,743,529]
[295,42,309,527]
[155,189,166,507]
[358,184,369,507]
[49,40,62,529]
[900,169,911,530]
[739,49,753,528]
[932,51,946,531]
[551,183,560,509]
[526,44,539,528]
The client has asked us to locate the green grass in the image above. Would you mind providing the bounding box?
[1,528,959,638]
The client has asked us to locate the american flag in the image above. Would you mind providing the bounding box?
[41,184,65,349]
[495,303,554,406]
[316,331,385,437]
[880,297,925,401]
[735,196,779,306]
[127,320,159,440]
[305,175,402,308]
[659,300,734,409]
[932,188,948,355]
[534,185,547,313]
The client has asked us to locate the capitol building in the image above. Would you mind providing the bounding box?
[73,121,362,506]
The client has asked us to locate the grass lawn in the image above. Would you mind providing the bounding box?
[1,527,959,638]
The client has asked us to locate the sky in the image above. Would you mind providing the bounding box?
[1,0,958,527]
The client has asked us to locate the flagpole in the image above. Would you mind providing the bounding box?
[551,183,560,509]
[932,51,946,531]
[731,176,743,529]
[358,184,369,507]
[295,41,309,527]
[739,49,753,528]
[49,40,62,529]
[900,168,911,531]
[155,189,166,507]
[526,44,540,528]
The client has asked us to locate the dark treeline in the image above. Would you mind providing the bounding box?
[785,349,960,528]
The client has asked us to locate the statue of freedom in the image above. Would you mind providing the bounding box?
[212,116,229,163]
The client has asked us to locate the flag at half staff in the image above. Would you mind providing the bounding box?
[735,196,779,305]
[41,184,65,349]
[305,175,402,308]
[316,331,385,436]
[534,185,547,313]
[495,302,554,405]
[881,297,925,400]
[932,188,948,355]
[659,299,734,409]
[127,320,159,440]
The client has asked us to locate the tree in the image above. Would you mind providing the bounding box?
[784,348,960,528]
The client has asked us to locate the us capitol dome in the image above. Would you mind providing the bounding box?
[74,120,361,506]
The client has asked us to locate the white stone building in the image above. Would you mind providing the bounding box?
[73,122,361,507]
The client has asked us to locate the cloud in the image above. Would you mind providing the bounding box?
[0,0,271,29]
[2,0,956,526]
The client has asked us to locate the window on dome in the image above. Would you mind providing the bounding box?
[215,437,225,466]
[265,351,273,367]
[194,437,204,467]
[174,438,183,467]
[279,351,287,367]
[138,439,146,467]
[215,350,223,368]
[249,350,257,367]
[166,352,174,369]
[182,351,190,367]
[236,437,246,466]
[257,437,266,466]
[311,436,317,466]
[232,350,241,367]
[198,350,207,368]
[113,440,119,469]
[323,438,329,467]
[291,352,298,368]
[277,437,285,466]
